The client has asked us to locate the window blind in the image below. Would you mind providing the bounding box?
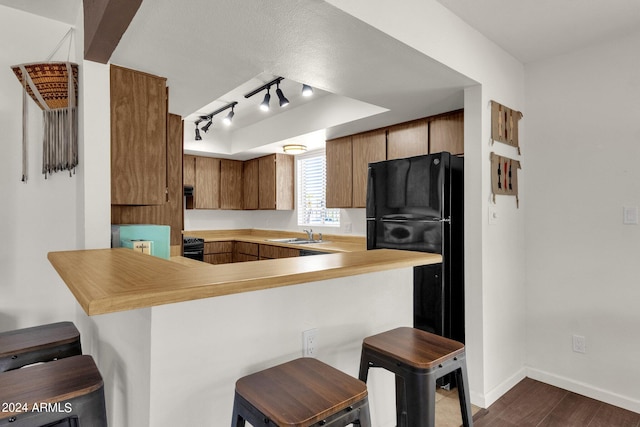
[297,152,340,226]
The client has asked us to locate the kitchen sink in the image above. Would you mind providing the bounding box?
[265,238,328,244]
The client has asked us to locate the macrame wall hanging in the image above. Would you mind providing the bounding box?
[11,28,78,182]
[491,152,521,207]
[491,100,523,154]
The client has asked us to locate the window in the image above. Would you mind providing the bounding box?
[297,151,340,226]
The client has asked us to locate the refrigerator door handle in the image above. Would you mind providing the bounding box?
[380,218,450,223]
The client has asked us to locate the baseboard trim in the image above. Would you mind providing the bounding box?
[481,367,527,408]
[526,367,640,414]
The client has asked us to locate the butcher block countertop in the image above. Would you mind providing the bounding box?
[48,243,441,316]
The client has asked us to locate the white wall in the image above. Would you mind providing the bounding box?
[149,268,413,426]
[524,30,640,412]
[325,0,527,407]
[0,6,79,331]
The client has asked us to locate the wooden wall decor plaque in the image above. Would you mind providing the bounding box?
[491,152,521,207]
[491,100,523,153]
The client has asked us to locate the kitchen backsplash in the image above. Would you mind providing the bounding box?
[183,208,366,236]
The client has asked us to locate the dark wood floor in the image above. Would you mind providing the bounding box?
[473,378,640,427]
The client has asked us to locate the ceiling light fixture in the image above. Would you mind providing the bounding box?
[223,105,235,126]
[245,77,290,112]
[302,84,314,97]
[283,144,307,154]
[195,101,238,134]
[276,82,289,107]
[201,119,213,133]
[260,90,271,112]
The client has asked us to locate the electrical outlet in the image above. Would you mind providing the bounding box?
[572,335,586,353]
[303,329,318,357]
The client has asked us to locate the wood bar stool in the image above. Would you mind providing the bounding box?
[231,357,371,427]
[0,321,81,372]
[0,355,107,426]
[358,327,473,427]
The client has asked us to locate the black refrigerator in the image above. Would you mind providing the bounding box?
[366,152,465,345]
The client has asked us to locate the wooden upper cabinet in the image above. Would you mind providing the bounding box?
[165,114,184,245]
[429,110,464,155]
[326,136,353,208]
[243,158,259,210]
[387,119,429,160]
[352,129,386,208]
[220,159,243,210]
[195,157,220,209]
[110,65,167,205]
[259,154,294,210]
[183,155,196,188]
[111,113,184,247]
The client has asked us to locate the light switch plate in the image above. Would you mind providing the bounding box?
[623,206,638,225]
[488,206,498,225]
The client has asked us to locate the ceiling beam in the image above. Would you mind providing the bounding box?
[83,0,142,63]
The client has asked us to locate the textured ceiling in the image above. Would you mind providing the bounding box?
[436,0,640,63]
[6,0,638,157]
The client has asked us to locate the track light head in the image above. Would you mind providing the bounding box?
[302,84,313,97]
[260,91,271,112]
[223,106,235,126]
[201,120,212,133]
[276,84,289,107]
[194,126,202,141]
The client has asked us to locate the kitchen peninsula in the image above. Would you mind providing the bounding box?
[48,236,441,426]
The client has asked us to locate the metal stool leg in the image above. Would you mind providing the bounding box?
[455,361,474,427]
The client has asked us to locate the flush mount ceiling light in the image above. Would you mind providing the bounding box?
[283,144,307,154]
[194,101,238,137]
[302,84,314,97]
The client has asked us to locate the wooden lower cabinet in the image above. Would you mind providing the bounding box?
[258,244,300,260]
[234,242,259,263]
[205,242,300,263]
[204,241,233,264]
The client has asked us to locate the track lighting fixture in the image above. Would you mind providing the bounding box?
[223,105,235,126]
[302,84,313,97]
[246,77,291,112]
[276,82,289,107]
[260,90,271,112]
[195,101,238,135]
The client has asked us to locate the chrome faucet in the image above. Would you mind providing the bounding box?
[303,229,313,241]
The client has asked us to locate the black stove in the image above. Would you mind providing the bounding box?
[183,237,204,261]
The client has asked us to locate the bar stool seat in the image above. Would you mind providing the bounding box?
[0,321,81,372]
[359,327,473,427]
[0,355,107,426]
[232,357,371,427]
